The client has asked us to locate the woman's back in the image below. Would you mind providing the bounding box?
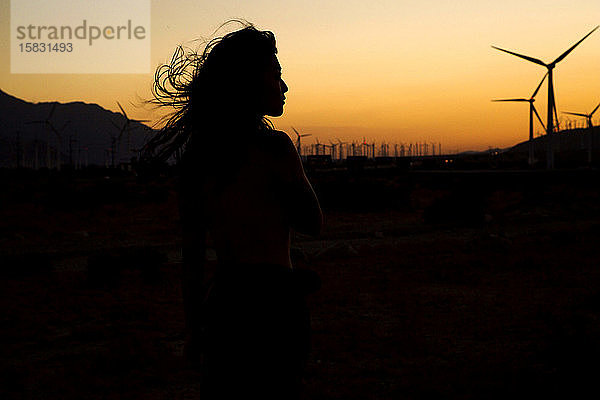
[204,131,292,268]
[180,130,320,399]
[181,129,321,269]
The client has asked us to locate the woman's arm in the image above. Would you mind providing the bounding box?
[273,131,323,236]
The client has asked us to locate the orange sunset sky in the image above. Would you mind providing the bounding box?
[1,0,599,152]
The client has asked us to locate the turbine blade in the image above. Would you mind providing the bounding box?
[291,126,300,138]
[531,73,548,99]
[532,105,546,131]
[562,112,588,117]
[117,101,128,119]
[553,25,599,65]
[47,103,57,120]
[492,98,528,102]
[591,101,600,116]
[491,46,546,66]
[564,111,589,118]
[131,119,151,123]
[48,122,60,136]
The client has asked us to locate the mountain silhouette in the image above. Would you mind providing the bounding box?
[508,127,600,154]
[0,89,155,168]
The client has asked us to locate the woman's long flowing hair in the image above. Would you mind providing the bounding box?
[140,21,278,180]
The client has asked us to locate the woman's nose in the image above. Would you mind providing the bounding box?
[281,79,288,94]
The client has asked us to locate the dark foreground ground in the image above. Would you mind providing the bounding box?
[1,168,600,399]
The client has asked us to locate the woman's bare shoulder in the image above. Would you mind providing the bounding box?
[260,129,293,144]
[259,130,297,156]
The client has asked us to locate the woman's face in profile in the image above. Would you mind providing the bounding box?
[258,55,288,117]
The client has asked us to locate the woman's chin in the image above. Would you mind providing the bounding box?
[266,106,284,117]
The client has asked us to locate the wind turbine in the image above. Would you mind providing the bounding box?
[315,138,322,156]
[106,120,123,168]
[563,101,600,164]
[110,101,150,167]
[291,127,311,156]
[492,73,547,166]
[492,25,599,169]
[26,103,67,170]
[336,138,347,160]
[361,137,369,157]
[328,140,339,160]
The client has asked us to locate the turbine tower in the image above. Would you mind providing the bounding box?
[336,138,347,160]
[492,73,547,166]
[492,26,599,169]
[361,137,369,157]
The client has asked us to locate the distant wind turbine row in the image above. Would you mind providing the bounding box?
[24,101,147,169]
[563,101,600,164]
[563,102,600,129]
[492,25,599,168]
[291,127,442,159]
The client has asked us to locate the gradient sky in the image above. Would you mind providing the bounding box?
[1,0,599,152]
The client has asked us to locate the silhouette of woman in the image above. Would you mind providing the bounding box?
[141,21,323,399]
